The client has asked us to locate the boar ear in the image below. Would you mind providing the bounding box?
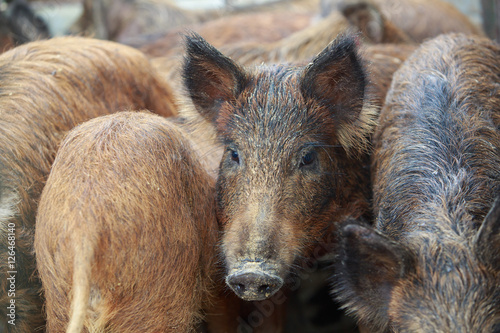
[183,32,248,124]
[338,1,412,44]
[300,34,376,154]
[339,1,413,44]
[339,1,384,43]
[333,221,412,329]
[475,196,500,271]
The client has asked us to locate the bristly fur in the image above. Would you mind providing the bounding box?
[182,31,249,123]
[182,31,375,305]
[0,36,177,333]
[334,33,500,332]
[182,31,378,157]
[300,33,378,156]
[35,112,218,332]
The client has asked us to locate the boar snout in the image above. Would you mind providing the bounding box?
[226,264,284,301]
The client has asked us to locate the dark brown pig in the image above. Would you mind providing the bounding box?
[0,36,177,333]
[335,33,500,332]
[182,32,377,302]
[35,111,218,333]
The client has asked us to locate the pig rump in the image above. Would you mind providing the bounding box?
[35,111,217,332]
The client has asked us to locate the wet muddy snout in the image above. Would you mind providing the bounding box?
[226,262,284,301]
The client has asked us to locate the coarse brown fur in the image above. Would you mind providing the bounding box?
[361,43,416,107]
[335,33,500,332]
[35,111,218,333]
[183,32,376,304]
[149,11,351,96]
[321,0,484,41]
[0,36,177,333]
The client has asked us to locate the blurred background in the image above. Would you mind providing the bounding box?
[29,0,485,37]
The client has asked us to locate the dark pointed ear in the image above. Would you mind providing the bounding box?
[300,34,376,154]
[301,34,366,119]
[333,221,413,329]
[182,32,248,124]
[475,196,500,271]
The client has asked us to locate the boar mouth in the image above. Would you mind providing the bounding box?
[225,261,284,301]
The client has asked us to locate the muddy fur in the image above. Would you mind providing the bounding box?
[183,33,375,309]
[335,33,500,332]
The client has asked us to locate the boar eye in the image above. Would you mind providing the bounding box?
[230,149,240,164]
[300,151,316,168]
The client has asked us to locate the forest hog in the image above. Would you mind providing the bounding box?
[0,36,176,333]
[335,33,500,332]
[183,32,376,302]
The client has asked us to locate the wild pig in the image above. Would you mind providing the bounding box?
[334,33,500,332]
[182,32,376,302]
[35,111,218,333]
[0,36,177,332]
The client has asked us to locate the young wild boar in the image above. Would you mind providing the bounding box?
[335,33,500,332]
[0,36,177,332]
[183,32,377,302]
[35,111,218,333]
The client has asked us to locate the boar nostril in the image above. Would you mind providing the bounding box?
[226,271,283,301]
[259,285,271,294]
[235,283,246,293]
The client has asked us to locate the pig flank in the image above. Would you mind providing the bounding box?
[335,33,500,332]
[183,33,376,301]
